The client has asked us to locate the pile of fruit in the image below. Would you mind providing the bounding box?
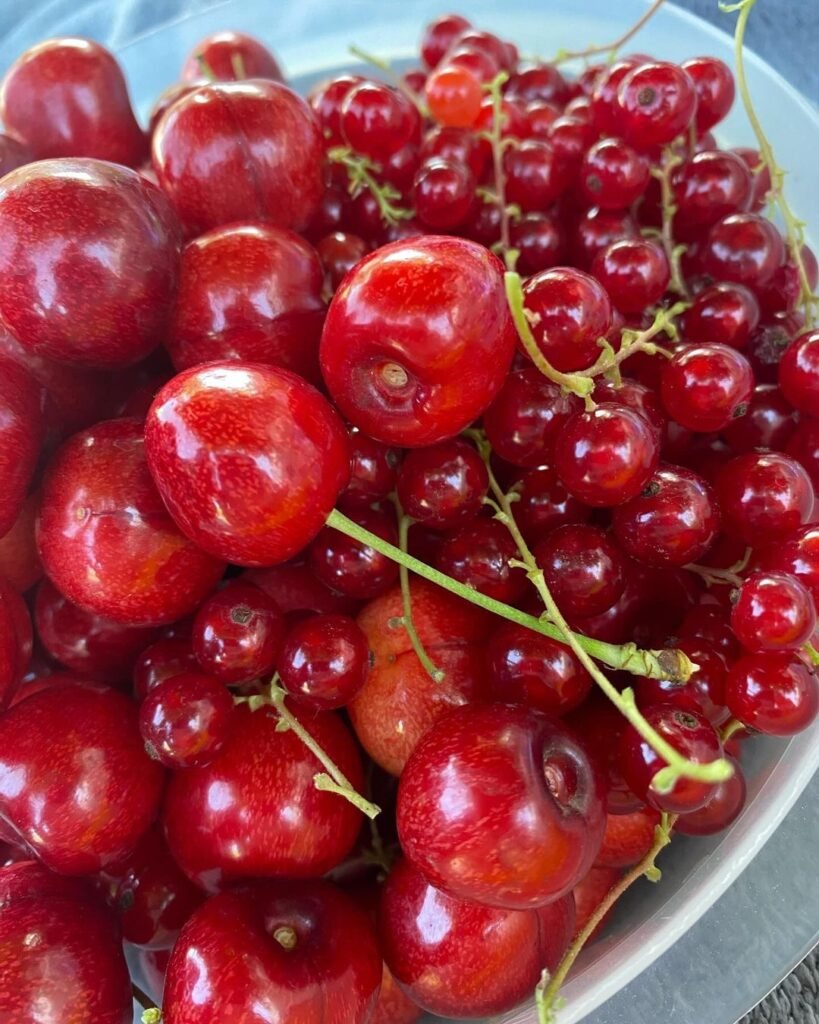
[0,1,817,1022]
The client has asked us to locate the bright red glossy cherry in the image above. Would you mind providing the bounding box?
[425,63,482,127]
[681,56,735,132]
[675,756,746,836]
[435,517,527,603]
[513,465,592,543]
[163,703,364,888]
[618,704,723,814]
[715,452,814,544]
[379,857,574,1018]
[145,361,350,567]
[0,860,132,1022]
[522,267,613,372]
[0,491,42,593]
[152,80,324,237]
[731,571,816,653]
[779,329,819,415]
[348,578,491,775]
[555,404,660,507]
[580,136,649,209]
[726,653,818,735]
[504,139,567,212]
[421,13,472,68]
[164,880,382,1024]
[487,621,592,715]
[682,282,759,350]
[0,133,32,176]
[320,236,515,446]
[192,581,285,684]
[309,504,399,600]
[397,702,606,908]
[278,614,369,711]
[0,681,164,873]
[0,38,146,166]
[672,150,752,236]
[661,343,754,432]
[341,81,417,161]
[612,465,719,567]
[534,524,626,618]
[702,213,785,289]
[591,238,670,314]
[38,417,225,625]
[181,30,284,83]
[0,159,180,369]
[412,157,475,228]
[396,439,488,529]
[616,61,697,149]
[140,670,235,769]
[167,223,324,382]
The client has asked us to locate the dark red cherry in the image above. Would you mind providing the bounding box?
[612,465,719,567]
[522,267,613,372]
[140,671,235,769]
[396,439,488,529]
[192,581,285,685]
[681,56,735,132]
[145,362,350,567]
[555,404,660,507]
[0,159,180,369]
[787,418,819,491]
[616,61,697,149]
[397,703,606,908]
[702,213,785,289]
[731,571,816,653]
[320,236,516,446]
[580,136,649,209]
[379,857,574,1018]
[278,614,369,711]
[682,282,759,350]
[0,681,164,873]
[0,133,32,176]
[661,343,754,432]
[534,524,626,618]
[779,329,819,415]
[435,517,527,603]
[487,622,592,715]
[715,452,814,545]
[619,704,723,814]
[167,223,324,383]
[181,30,284,83]
[38,417,225,625]
[152,80,324,237]
[513,465,593,543]
[725,653,818,735]
[133,637,198,701]
[0,861,132,1022]
[421,14,472,68]
[0,492,42,593]
[341,81,416,161]
[0,574,32,710]
[0,38,146,166]
[307,74,365,144]
[675,757,746,836]
[317,231,370,293]
[342,427,401,509]
[591,238,670,314]
[309,504,399,600]
[162,703,364,888]
[0,357,43,538]
[510,211,567,274]
[162,880,382,1024]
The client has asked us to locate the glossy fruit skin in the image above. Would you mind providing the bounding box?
[672,150,752,237]
[725,383,797,454]
[660,343,754,432]
[591,238,670,315]
[682,282,759,351]
[425,64,482,128]
[514,465,592,543]
[133,637,198,701]
[317,231,370,293]
[435,517,527,603]
[413,158,475,228]
[0,359,42,541]
[342,428,400,508]
[619,704,722,814]
[594,808,660,868]
[181,30,284,83]
[244,562,359,621]
[716,452,814,545]
[421,14,472,68]
[0,159,181,369]
[0,681,164,874]
[278,614,369,710]
[510,211,566,274]
[703,213,785,289]
[0,574,32,709]
[341,81,417,162]
[787,418,819,492]
[522,267,613,372]
[725,653,818,735]
[167,223,325,383]
[0,133,32,176]
[163,703,364,889]
[152,80,324,237]
[165,881,381,1024]
[555,404,660,507]
[579,136,649,210]
[145,361,350,567]
[0,38,146,166]
[113,827,204,948]
[396,439,487,529]
[566,692,642,814]
[682,56,735,132]
[320,236,516,446]
[675,757,746,836]
[192,581,285,684]
[731,571,816,653]
[635,636,728,727]
[35,578,159,683]
[779,329,819,415]
[140,671,235,769]
[397,702,606,909]
[487,621,592,715]
[0,491,42,592]
[616,61,697,149]
[348,579,491,775]
[39,417,225,625]
[0,860,132,1024]
[612,465,719,568]
[534,524,626,618]
[309,504,399,600]
[379,858,575,1019]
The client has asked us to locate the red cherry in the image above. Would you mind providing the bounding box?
[522,267,613,372]
[0,159,180,369]
[379,857,574,1018]
[779,329,819,414]
[0,681,164,873]
[565,691,643,814]
[397,703,606,908]
[715,452,814,545]
[591,238,670,314]
[595,808,661,868]
[278,614,369,711]
[731,571,816,652]
[192,581,285,684]
[140,670,235,769]
[163,703,364,888]
[0,491,42,593]
[133,636,198,701]
[572,865,620,941]
[725,653,818,735]
[0,38,146,166]
[681,56,735,132]
[534,523,626,618]
[0,861,132,1021]
[616,61,697,149]
[181,30,283,83]
[152,81,324,237]
[675,756,746,836]
[660,343,754,432]
[396,439,488,529]
[0,133,32,176]
[435,517,528,603]
[0,358,43,538]
[163,880,382,1023]
[145,362,350,567]
[487,621,592,715]
[320,236,516,447]
[702,213,785,289]
[38,417,225,625]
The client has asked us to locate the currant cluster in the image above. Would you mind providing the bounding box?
[0,7,816,1024]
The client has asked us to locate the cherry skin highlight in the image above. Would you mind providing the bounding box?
[278,614,370,711]
[715,452,814,545]
[731,571,816,653]
[725,653,819,736]
[139,671,235,769]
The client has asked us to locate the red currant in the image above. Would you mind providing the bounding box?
[779,329,819,415]
[580,136,649,210]
[396,439,488,529]
[660,343,754,432]
[726,653,818,735]
[616,61,697,149]
[731,571,816,653]
[139,671,235,769]
[534,524,626,618]
[591,238,670,314]
[703,213,785,289]
[522,267,613,372]
[715,452,814,544]
[278,613,369,711]
[681,56,735,132]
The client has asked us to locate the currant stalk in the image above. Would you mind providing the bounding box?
[552,0,668,64]
[327,145,414,226]
[348,43,427,115]
[650,146,689,298]
[482,71,519,269]
[685,547,751,589]
[394,497,445,683]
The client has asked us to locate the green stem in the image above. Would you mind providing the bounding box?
[141,1010,162,1024]
[395,506,445,683]
[536,813,677,1023]
[720,718,746,744]
[326,508,693,683]
[552,0,668,64]
[574,301,685,380]
[651,147,689,299]
[803,642,819,668]
[326,146,414,226]
[348,44,427,116]
[484,72,515,265]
